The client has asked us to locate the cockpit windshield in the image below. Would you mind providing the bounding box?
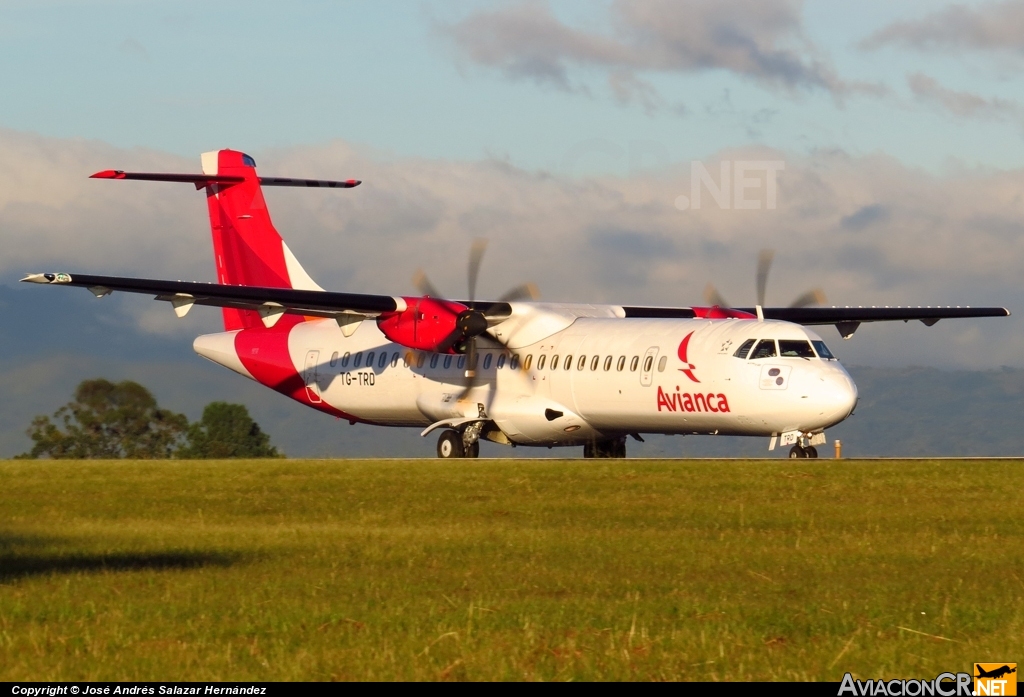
[812,340,836,360]
[733,339,756,359]
[749,339,777,359]
[242,154,257,167]
[779,340,815,358]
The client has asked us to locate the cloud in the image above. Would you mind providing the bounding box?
[863,1,1024,54]
[906,72,1021,120]
[118,38,150,62]
[443,0,873,110]
[3,129,1024,369]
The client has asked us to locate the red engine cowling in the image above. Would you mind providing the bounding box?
[376,296,468,353]
[692,306,757,320]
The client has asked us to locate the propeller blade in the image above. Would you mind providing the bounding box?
[703,282,730,308]
[497,282,540,303]
[788,288,827,309]
[467,238,488,304]
[756,249,775,307]
[412,269,442,299]
[456,337,479,399]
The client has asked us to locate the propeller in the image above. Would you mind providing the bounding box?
[413,238,539,397]
[703,248,826,310]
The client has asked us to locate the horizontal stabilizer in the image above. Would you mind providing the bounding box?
[91,170,360,189]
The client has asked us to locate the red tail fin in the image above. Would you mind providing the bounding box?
[201,150,322,330]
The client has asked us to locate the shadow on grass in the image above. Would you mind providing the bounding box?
[0,532,243,582]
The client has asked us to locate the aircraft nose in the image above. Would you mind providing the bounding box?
[821,371,858,423]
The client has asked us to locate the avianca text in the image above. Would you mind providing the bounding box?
[657,386,731,413]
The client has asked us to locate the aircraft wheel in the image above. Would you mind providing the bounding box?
[437,430,465,459]
[465,440,480,459]
[788,445,807,458]
[583,442,595,458]
[612,438,627,459]
[805,446,818,459]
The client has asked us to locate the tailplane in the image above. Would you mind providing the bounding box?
[91,148,360,330]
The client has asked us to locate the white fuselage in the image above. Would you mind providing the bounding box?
[194,306,859,448]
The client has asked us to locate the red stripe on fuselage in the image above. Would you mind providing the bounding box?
[233,317,365,423]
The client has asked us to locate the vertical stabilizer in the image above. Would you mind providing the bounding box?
[202,149,323,330]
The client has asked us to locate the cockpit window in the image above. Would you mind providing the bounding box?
[733,339,756,359]
[812,340,836,360]
[242,154,257,167]
[779,340,815,358]
[749,339,777,359]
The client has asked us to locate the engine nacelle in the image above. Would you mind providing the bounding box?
[376,296,468,353]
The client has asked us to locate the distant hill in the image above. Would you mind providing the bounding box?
[2,284,1021,458]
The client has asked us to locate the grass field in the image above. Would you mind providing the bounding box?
[0,458,1021,681]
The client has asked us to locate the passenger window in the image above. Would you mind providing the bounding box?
[564,355,573,370]
[391,352,400,368]
[354,352,363,368]
[404,352,413,368]
[617,356,626,371]
[457,355,466,370]
[523,355,533,371]
[749,340,777,359]
[444,355,453,369]
[330,352,339,367]
[657,356,667,372]
[643,356,653,372]
[551,355,559,370]
[537,355,546,370]
[630,356,639,371]
[779,340,815,358]
[416,353,425,368]
[578,355,587,371]
[366,351,374,367]
[483,354,493,370]
[603,356,612,371]
[511,354,520,370]
[812,341,836,360]
[733,339,756,359]
[497,354,506,369]
[379,352,388,368]
[341,352,351,367]
[429,354,439,369]
[588,355,597,371]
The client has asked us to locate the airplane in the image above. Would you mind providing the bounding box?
[22,149,1011,459]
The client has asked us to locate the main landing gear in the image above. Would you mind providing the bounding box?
[788,445,819,459]
[436,428,480,459]
[583,437,627,459]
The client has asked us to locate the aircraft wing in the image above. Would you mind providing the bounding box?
[20,272,410,326]
[622,304,1010,338]
[21,272,1010,338]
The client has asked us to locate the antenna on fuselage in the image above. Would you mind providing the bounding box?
[756,305,764,322]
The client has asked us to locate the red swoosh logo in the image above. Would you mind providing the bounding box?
[677,331,700,383]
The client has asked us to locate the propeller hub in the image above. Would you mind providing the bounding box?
[456,309,489,339]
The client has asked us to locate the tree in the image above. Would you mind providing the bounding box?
[20,379,188,459]
[177,402,282,459]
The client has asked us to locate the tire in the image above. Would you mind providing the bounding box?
[788,445,806,459]
[583,443,595,458]
[437,430,464,459]
[612,439,627,459]
[465,440,480,459]
[804,446,818,459]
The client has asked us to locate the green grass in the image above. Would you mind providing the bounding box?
[0,458,1021,681]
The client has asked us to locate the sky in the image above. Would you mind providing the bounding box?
[2,0,1024,377]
